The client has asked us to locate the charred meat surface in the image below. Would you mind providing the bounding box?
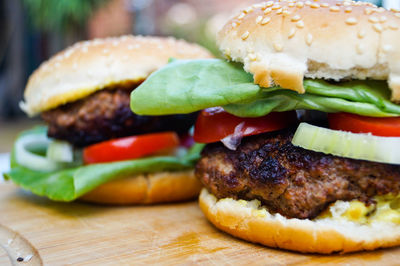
[196,129,400,219]
[42,89,197,147]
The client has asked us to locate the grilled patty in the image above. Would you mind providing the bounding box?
[42,89,197,147]
[196,129,400,219]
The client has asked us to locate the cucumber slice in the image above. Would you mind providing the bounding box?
[15,134,64,172]
[47,140,74,163]
[292,123,400,165]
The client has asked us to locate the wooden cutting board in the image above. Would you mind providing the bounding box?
[0,182,399,265]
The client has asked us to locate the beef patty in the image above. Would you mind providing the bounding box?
[196,129,400,219]
[42,89,197,147]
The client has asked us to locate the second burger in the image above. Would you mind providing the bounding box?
[5,36,213,204]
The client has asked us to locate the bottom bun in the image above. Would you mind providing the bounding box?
[199,188,400,254]
[80,170,202,204]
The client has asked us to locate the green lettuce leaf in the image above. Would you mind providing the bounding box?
[131,59,261,115]
[4,128,204,201]
[131,59,400,117]
[224,88,397,117]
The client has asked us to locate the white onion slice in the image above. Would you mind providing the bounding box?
[221,122,245,150]
[15,134,62,172]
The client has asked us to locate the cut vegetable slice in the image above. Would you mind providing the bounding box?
[292,123,400,165]
[15,134,63,172]
[47,140,74,163]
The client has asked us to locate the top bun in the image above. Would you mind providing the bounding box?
[217,0,400,101]
[22,36,213,116]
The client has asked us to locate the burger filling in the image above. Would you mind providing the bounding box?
[196,129,400,219]
[129,58,400,222]
[42,89,196,147]
[5,84,203,201]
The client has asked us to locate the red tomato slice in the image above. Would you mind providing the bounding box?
[194,108,297,143]
[83,132,179,164]
[328,112,400,137]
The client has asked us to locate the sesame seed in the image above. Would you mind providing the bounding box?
[248,53,257,61]
[356,43,364,55]
[277,8,283,14]
[291,15,301,22]
[346,17,358,25]
[253,3,263,9]
[365,8,374,15]
[369,16,379,23]
[266,1,274,7]
[321,3,329,7]
[306,34,313,46]
[244,6,254,13]
[383,45,393,53]
[358,29,366,38]
[296,2,304,8]
[389,23,399,30]
[330,6,340,12]
[296,20,305,28]
[238,13,246,19]
[283,10,291,16]
[288,28,296,38]
[305,1,311,6]
[256,16,263,24]
[274,43,283,52]
[391,8,400,13]
[272,4,281,10]
[288,3,295,7]
[264,8,272,14]
[241,31,250,40]
[379,16,387,23]
[377,7,385,13]
[232,22,238,28]
[373,24,383,32]
[343,1,351,6]
[310,3,320,8]
[345,7,352,13]
[261,17,271,25]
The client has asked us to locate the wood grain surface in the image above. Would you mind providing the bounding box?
[0,182,399,265]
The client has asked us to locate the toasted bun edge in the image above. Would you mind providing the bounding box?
[80,170,202,204]
[199,188,400,254]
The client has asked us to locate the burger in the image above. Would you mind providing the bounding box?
[4,35,213,204]
[130,1,400,253]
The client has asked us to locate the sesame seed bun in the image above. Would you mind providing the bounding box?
[217,0,400,100]
[199,189,400,254]
[21,35,214,116]
[80,170,202,204]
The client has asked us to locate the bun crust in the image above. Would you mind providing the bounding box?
[199,189,400,254]
[80,170,202,204]
[22,36,213,116]
[217,0,400,100]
